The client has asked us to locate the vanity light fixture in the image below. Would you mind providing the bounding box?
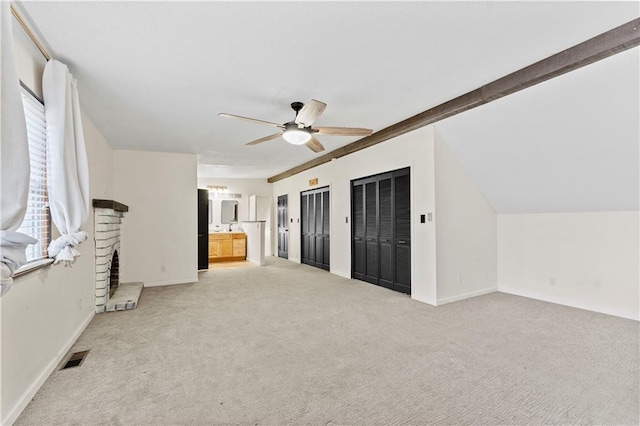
[207,185,228,193]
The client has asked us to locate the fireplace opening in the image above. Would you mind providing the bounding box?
[109,251,119,299]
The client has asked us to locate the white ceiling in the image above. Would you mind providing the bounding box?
[18,1,639,212]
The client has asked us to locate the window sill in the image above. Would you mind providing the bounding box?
[14,258,54,278]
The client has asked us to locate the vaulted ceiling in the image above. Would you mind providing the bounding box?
[437,46,639,213]
[17,1,639,212]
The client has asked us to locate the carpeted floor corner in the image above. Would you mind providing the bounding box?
[15,257,640,425]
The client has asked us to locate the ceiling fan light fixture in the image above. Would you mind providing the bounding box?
[221,100,369,153]
[282,128,311,145]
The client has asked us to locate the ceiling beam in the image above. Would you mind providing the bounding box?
[268,17,640,183]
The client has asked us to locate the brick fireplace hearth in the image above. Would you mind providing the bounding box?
[92,199,129,313]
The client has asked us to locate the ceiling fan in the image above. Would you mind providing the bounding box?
[219,100,373,153]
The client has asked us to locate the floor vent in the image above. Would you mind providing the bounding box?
[61,350,90,370]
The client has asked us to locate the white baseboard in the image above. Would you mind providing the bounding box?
[143,276,198,287]
[437,287,497,306]
[2,309,95,426]
[411,294,437,306]
[331,270,351,279]
[499,288,640,321]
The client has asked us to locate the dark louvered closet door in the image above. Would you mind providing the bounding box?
[364,182,378,284]
[378,178,394,289]
[308,193,316,263]
[394,172,411,293]
[322,190,330,269]
[352,184,365,280]
[314,192,323,266]
[351,167,411,294]
[301,193,309,262]
[301,187,330,271]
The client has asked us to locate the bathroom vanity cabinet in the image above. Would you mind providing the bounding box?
[208,232,246,262]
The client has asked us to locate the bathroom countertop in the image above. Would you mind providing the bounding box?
[209,231,245,234]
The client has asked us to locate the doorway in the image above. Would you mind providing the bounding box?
[300,186,330,271]
[277,194,288,259]
[351,167,410,294]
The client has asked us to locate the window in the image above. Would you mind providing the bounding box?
[16,86,51,262]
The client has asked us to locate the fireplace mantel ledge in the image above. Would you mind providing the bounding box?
[92,199,129,212]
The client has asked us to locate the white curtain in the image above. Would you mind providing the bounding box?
[0,1,38,295]
[43,60,90,266]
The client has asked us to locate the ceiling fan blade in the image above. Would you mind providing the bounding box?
[315,127,373,136]
[219,113,283,128]
[295,99,327,127]
[245,132,282,146]
[305,136,325,153]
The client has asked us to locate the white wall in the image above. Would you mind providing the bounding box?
[2,13,114,423]
[248,195,272,256]
[498,211,640,320]
[434,132,497,304]
[12,12,46,99]
[197,177,271,196]
[197,177,271,229]
[1,112,113,425]
[272,127,438,304]
[114,150,198,287]
[197,177,273,256]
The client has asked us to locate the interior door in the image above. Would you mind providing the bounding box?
[394,172,411,293]
[351,168,411,294]
[301,186,330,271]
[321,190,330,268]
[364,181,378,284]
[197,189,209,270]
[277,194,288,259]
[378,177,394,289]
[352,184,365,280]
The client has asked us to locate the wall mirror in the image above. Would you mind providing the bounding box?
[221,200,238,224]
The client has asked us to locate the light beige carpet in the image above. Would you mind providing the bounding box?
[16,257,639,425]
[208,261,256,271]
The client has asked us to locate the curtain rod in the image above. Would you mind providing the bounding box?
[10,4,51,61]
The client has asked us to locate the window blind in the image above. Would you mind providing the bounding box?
[16,87,50,262]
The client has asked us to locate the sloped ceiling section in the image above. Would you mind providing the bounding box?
[436,47,639,214]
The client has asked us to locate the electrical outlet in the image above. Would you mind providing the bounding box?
[550,277,556,286]
[161,265,166,273]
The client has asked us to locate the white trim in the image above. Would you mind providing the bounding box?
[498,288,640,321]
[13,258,54,277]
[1,309,94,426]
[410,162,416,307]
[143,277,198,287]
[411,293,437,306]
[436,287,497,306]
[331,269,351,279]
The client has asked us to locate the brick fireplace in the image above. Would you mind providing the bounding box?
[92,199,129,313]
